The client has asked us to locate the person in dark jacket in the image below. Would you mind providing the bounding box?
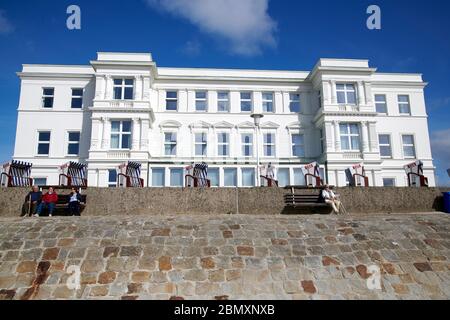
[36,187,58,217]
[68,187,82,216]
[22,185,42,217]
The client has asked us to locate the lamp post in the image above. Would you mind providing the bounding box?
[251,113,264,187]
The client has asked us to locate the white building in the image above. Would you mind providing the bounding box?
[12,52,436,187]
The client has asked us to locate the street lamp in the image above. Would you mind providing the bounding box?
[251,113,264,186]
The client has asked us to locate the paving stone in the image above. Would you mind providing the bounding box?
[98,271,116,284]
[16,261,37,273]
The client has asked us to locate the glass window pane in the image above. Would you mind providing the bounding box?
[122,121,132,132]
[241,101,252,112]
[68,144,79,155]
[383,178,395,187]
[224,169,237,187]
[337,92,346,104]
[290,102,300,113]
[38,144,49,155]
[402,135,414,145]
[208,168,219,187]
[277,168,289,187]
[398,95,409,103]
[241,92,251,100]
[294,168,306,186]
[399,105,410,114]
[339,124,348,135]
[404,146,415,157]
[124,87,134,100]
[33,178,47,186]
[263,102,273,112]
[124,79,134,86]
[346,84,355,91]
[380,146,391,157]
[196,101,207,111]
[110,134,120,148]
[108,170,117,184]
[350,124,359,134]
[121,134,131,149]
[218,92,228,100]
[375,95,385,102]
[43,88,54,96]
[379,135,389,145]
[166,101,177,110]
[152,168,165,187]
[114,87,122,100]
[341,138,350,150]
[170,169,183,187]
[376,103,387,113]
[167,91,177,99]
[336,84,345,90]
[69,132,80,141]
[196,92,206,99]
[351,136,360,150]
[72,89,83,96]
[43,97,54,108]
[242,168,255,187]
[71,98,82,108]
[114,79,122,85]
[39,132,50,141]
[347,92,356,104]
[218,101,229,112]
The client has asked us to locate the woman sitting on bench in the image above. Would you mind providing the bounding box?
[35,187,58,217]
[321,185,341,214]
[68,187,82,216]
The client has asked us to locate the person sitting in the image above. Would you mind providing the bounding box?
[321,184,341,214]
[36,187,58,217]
[22,185,42,217]
[68,187,82,216]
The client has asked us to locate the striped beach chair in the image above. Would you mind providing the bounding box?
[117,161,144,188]
[185,163,211,188]
[0,160,33,187]
[59,162,88,188]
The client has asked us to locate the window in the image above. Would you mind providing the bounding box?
[42,88,54,108]
[67,132,80,156]
[263,133,275,157]
[195,133,207,156]
[277,168,289,187]
[289,93,301,113]
[170,168,183,187]
[195,91,207,112]
[113,79,134,100]
[242,168,255,187]
[111,120,132,149]
[336,84,357,105]
[217,133,229,156]
[375,94,387,114]
[294,168,306,186]
[217,92,229,112]
[241,133,253,157]
[208,168,219,187]
[166,91,178,111]
[240,92,252,112]
[340,123,360,151]
[398,95,411,115]
[164,132,177,156]
[152,168,165,187]
[402,135,416,158]
[318,91,322,109]
[291,134,305,157]
[71,88,83,108]
[262,92,274,112]
[37,131,51,155]
[108,170,117,188]
[33,178,47,187]
[224,168,237,187]
[383,178,396,187]
[378,134,392,158]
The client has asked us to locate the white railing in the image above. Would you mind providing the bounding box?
[342,152,363,159]
[107,151,131,159]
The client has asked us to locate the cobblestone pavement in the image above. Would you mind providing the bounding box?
[0,213,449,300]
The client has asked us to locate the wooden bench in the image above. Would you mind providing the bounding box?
[283,185,332,214]
[32,194,87,216]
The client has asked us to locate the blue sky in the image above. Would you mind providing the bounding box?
[0,0,449,185]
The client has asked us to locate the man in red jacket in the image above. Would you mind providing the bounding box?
[35,187,58,217]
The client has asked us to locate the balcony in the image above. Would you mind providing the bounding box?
[91,99,151,111]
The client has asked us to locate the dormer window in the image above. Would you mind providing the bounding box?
[336,84,356,105]
[113,79,134,100]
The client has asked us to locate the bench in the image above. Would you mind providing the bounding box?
[283,185,333,214]
[27,194,87,216]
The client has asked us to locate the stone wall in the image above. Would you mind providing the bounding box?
[0,187,448,217]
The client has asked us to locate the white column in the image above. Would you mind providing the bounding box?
[95,76,104,100]
[208,91,217,113]
[364,81,373,105]
[142,77,150,101]
[255,125,261,186]
[322,81,331,105]
[104,75,112,100]
[361,121,370,153]
[90,118,102,150]
[330,81,337,104]
[101,117,110,149]
[282,92,290,113]
[334,121,341,152]
[253,91,263,114]
[324,121,334,152]
[357,82,365,106]
[274,91,283,113]
[132,118,141,151]
[134,76,142,101]
[140,119,149,151]
[368,121,378,152]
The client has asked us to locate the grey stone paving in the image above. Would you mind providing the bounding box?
[0,213,449,300]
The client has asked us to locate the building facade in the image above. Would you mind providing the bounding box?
[12,52,436,187]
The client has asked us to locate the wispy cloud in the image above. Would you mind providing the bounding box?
[181,40,201,57]
[146,0,277,56]
[0,10,14,35]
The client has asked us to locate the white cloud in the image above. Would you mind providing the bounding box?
[431,128,450,182]
[181,40,201,56]
[146,0,277,56]
[0,10,14,35]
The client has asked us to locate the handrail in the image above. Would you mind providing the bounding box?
[1,172,32,187]
[117,173,144,188]
[260,175,279,187]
